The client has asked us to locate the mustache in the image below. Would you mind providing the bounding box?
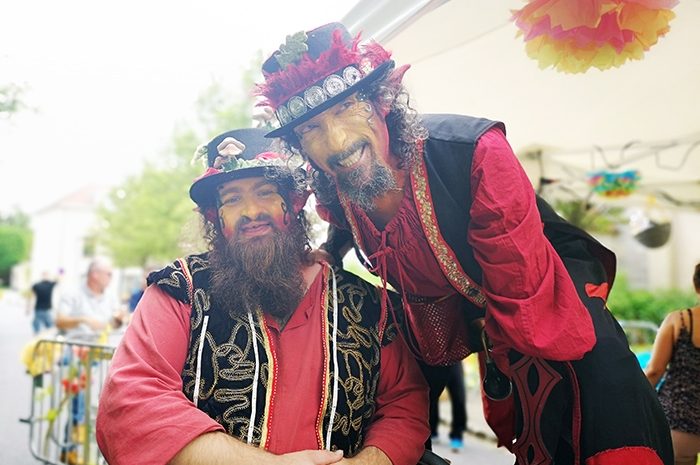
[235,213,276,233]
[327,138,369,167]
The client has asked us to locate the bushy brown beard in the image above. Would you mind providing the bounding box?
[209,214,307,321]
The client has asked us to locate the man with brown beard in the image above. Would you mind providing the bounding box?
[95,128,429,465]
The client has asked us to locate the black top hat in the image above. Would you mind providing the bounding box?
[257,22,394,138]
[189,128,293,208]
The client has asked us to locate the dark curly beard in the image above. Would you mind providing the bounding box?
[336,155,397,211]
[209,215,307,321]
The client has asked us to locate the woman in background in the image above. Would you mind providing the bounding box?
[646,263,700,465]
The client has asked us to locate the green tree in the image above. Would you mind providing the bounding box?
[0,211,32,284]
[608,274,696,325]
[99,165,198,267]
[552,197,625,235]
[98,62,260,267]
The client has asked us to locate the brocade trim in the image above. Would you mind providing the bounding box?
[410,149,487,308]
[257,306,274,450]
[315,267,331,449]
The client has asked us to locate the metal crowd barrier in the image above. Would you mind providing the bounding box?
[20,333,450,465]
[21,336,117,465]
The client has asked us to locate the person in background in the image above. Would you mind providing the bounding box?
[56,257,126,338]
[128,270,149,313]
[96,128,429,465]
[255,22,673,465]
[27,270,59,334]
[55,257,126,465]
[645,262,700,465]
[425,362,467,452]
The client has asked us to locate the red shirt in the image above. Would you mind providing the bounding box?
[96,266,429,465]
[329,127,595,362]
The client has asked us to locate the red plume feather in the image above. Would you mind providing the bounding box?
[255,31,392,109]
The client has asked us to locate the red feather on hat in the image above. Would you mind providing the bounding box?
[256,30,391,109]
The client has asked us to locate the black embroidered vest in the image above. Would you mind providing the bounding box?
[148,254,394,455]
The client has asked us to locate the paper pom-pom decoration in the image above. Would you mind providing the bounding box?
[588,169,640,197]
[512,0,678,73]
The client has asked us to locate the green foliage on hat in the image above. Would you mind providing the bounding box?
[275,31,308,70]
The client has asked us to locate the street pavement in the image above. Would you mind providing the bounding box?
[0,289,514,465]
[430,427,513,465]
[0,289,40,465]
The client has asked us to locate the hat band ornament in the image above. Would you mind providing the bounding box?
[275,65,364,126]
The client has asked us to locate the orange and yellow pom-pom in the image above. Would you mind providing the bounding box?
[512,0,677,73]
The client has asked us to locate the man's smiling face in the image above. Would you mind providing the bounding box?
[293,93,397,209]
[216,176,289,242]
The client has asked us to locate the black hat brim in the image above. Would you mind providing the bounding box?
[189,166,269,208]
[264,60,394,139]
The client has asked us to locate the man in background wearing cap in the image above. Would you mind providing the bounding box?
[95,128,429,465]
[256,23,673,465]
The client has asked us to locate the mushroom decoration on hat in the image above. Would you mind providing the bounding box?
[189,128,308,215]
[255,22,395,137]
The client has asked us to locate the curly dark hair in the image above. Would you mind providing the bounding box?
[200,166,311,250]
[279,65,428,207]
[693,262,700,292]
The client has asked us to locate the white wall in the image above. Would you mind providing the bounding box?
[29,206,96,290]
[671,209,700,290]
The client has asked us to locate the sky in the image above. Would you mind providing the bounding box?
[0,0,357,215]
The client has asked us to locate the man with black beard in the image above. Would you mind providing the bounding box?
[96,128,429,465]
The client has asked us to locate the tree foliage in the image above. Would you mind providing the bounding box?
[552,198,625,235]
[98,63,261,267]
[607,274,697,325]
[98,164,200,267]
[0,211,33,283]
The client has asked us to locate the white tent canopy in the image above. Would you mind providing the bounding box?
[342,0,700,288]
[343,0,700,206]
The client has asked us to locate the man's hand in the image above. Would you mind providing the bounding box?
[276,449,344,465]
[337,447,391,465]
[112,309,129,328]
[169,432,345,465]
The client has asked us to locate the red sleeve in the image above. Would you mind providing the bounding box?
[96,286,224,465]
[362,335,430,465]
[468,127,595,361]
